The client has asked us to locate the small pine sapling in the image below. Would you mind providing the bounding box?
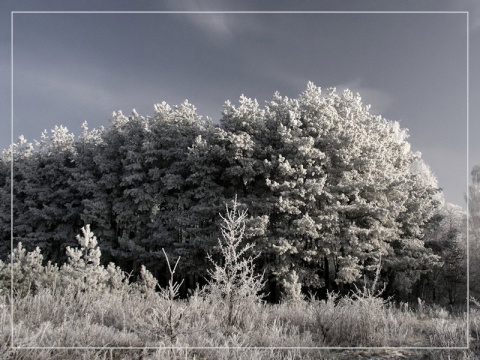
[61,225,129,295]
[105,262,130,292]
[0,243,60,297]
[61,225,109,294]
[206,196,265,327]
[281,270,304,304]
[7,244,45,297]
[135,265,158,298]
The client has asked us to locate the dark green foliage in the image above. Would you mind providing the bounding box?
[470,166,480,301]
[0,84,447,301]
[409,203,467,306]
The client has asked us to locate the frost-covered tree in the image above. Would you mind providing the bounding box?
[70,122,111,258]
[0,242,60,297]
[206,196,265,326]
[0,144,15,257]
[19,127,82,262]
[31,126,81,262]
[61,224,110,293]
[469,166,480,300]
[417,202,467,305]
[97,110,154,271]
[141,100,216,281]
[470,166,480,240]
[218,83,440,299]
[0,136,37,257]
[1,129,82,263]
[88,101,218,282]
[0,82,443,300]
[281,270,304,303]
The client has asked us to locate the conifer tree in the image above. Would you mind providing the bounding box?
[0,82,443,299]
[28,126,81,262]
[469,166,480,300]
[1,136,37,256]
[207,196,265,326]
[418,202,467,304]
[143,100,213,278]
[217,83,441,297]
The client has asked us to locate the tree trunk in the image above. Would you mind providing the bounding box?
[324,256,330,291]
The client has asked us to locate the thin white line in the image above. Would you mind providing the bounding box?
[10,11,14,350]
[10,10,469,351]
[466,11,470,350]
[12,346,471,350]
[10,11,469,14]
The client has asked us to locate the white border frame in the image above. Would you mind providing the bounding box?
[10,10,470,352]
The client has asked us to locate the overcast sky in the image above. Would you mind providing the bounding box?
[1,0,478,210]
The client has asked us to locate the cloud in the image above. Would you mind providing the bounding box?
[161,0,235,41]
[333,79,394,116]
[188,13,232,38]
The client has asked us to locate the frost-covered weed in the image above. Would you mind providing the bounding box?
[0,281,473,356]
[0,220,473,356]
[312,257,393,346]
[144,249,190,344]
[429,314,468,347]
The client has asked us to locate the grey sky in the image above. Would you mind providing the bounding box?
[1,0,478,210]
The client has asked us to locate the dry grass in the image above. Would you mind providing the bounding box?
[0,287,476,359]
[0,224,475,359]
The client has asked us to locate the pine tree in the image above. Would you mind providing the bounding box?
[217,83,441,298]
[469,166,480,300]
[419,202,467,305]
[206,196,265,326]
[27,126,81,263]
[0,82,443,300]
[1,136,37,256]
[142,100,213,280]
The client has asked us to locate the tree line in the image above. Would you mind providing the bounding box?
[0,83,470,304]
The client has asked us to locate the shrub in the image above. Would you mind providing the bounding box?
[1,225,132,298]
[0,243,60,297]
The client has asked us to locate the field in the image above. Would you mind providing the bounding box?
[0,285,477,359]
[0,206,476,359]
